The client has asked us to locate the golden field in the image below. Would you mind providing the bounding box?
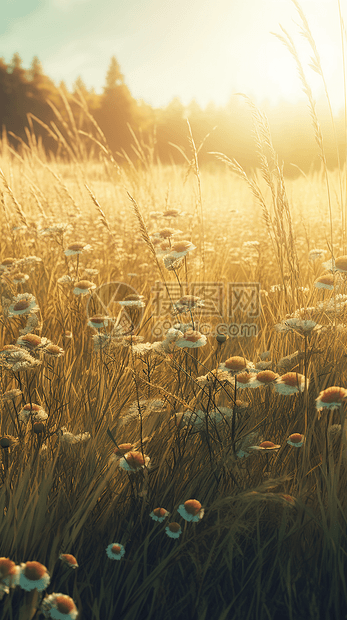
[1,88,347,620]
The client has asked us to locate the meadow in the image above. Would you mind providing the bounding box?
[2,32,347,619]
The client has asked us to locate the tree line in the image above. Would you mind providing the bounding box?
[0,53,345,175]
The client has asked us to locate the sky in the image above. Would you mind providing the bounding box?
[1,0,346,111]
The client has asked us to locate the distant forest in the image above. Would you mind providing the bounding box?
[0,53,346,175]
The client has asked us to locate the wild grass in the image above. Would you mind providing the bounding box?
[2,5,347,619]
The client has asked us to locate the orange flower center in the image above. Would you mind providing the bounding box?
[184,499,201,515]
[45,344,62,355]
[236,372,252,384]
[124,294,142,301]
[21,334,41,347]
[225,356,248,371]
[173,241,191,252]
[68,243,84,252]
[280,373,303,387]
[23,403,41,412]
[75,280,93,290]
[24,561,46,580]
[114,443,133,455]
[56,595,75,613]
[60,554,77,565]
[111,544,122,554]
[184,330,202,342]
[153,507,167,518]
[168,522,181,532]
[257,370,278,383]
[159,228,176,238]
[259,441,276,449]
[316,274,334,285]
[0,558,16,578]
[14,300,30,311]
[335,255,347,271]
[90,316,104,324]
[320,386,347,403]
[289,433,303,443]
[125,451,145,468]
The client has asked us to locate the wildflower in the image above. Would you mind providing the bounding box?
[196,369,232,387]
[10,271,29,284]
[108,443,134,465]
[16,255,42,267]
[172,323,193,333]
[177,499,204,522]
[176,330,207,349]
[248,441,281,453]
[57,275,75,285]
[88,315,111,330]
[316,386,347,410]
[42,344,65,358]
[83,268,99,277]
[106,543,125,560]
[150,507,170,522]
[162,209,181,218]
[165,240,196,260]
[18,403,48,423]
[235,431,262,458]
[287,433,305,448]
[19,312,40,336]
[172,295,204,314]
[0,557,20,599]
[0,257,17,271]
[8,293,39,316]
[118,294,145,308]
[309,249,326,261]
[163,255,184,271]
[57,427,91,445]
[38,222,73,235]
[274,372,307,395]
[275,317,318,335]
[1,388,22,401]
[334,255,347,273]
[314,274,335,290]
[275,351,304,374]
[92,333,111,352]
[59,554,79,569]
[19,561,50,592]
[64,242,92,256]
[73,281,96,296]
[219,356,254,375]
[165,522,182,539]
[0,347,42,373]
[152,228,182,240]
[40,593,79,619]
[328,424,344,440]
[120,399,166,426]
[255,370,279,385]
[119,451,150,472]
[16,333,50,351]
[236,371,260,389]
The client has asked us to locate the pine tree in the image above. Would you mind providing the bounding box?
[95,56,139,157]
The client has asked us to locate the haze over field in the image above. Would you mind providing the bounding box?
[1,0,345,111]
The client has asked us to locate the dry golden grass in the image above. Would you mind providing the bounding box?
[2,8,347,616]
